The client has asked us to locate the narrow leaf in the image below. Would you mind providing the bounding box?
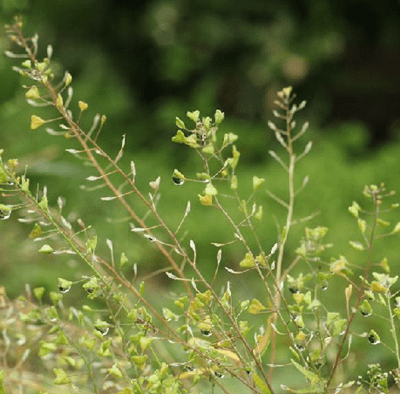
[291,359,320,384]
[115,134,126,163]
[130,161,136,182]
[253,373,271,394]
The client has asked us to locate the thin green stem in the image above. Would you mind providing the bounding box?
[326,190,380,388]
[268,100,296,380]
[387,294,400,369]
[10,25,195,298]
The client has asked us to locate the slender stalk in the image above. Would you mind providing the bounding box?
[326,189,379,388]
[12,22,194,298]
[387,294,400,369]
[268,98,296,380]
[195,149,275,392]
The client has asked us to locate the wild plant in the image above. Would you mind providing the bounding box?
[1,17,400,394]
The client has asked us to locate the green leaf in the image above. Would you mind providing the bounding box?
[214,109,225,124]
[39,341,57,357]
[330,256,347,274]
[349,240,364,251]
[21,175,30,192]
[97,338,112,356]
[39,244,54,254]
[56,94,63,109]
[0,170,7,184]
[186,110,200,123]
[255,253,267,267]
[228,145,240,170]
[239,320,251,336]
[33,287,45,300]
[140,337,153,352]
[131,355,148,366]
[46,306,58,321]
[175,117,186,129]
[254,205,263,220]
[326,312,340,326]
[253,176,265,191]
[79,101,88,111]
[368,329,380,345]
[49,291,63,304]
[53,368,70,385]
[203,116,212,129]
[174,296,188,309]
[377,218,390,227]
[57,278,72,293]
[39,195,48,210]
[239,199,248,215]
[205,183,218,196]
[202,143,214,154]
[63,356,75,367]
[198,194,213,206]
[291,359,320,385]
[348,201,361,218]
[118,388,134,394]
[196,172,210,180]
[80,335,96,350]
[253,372,271,394]
[249,298,267,314]
[172,169,185,185]
[307,299,321,310]
[120,252,128,268]
[82,277,100,294]
[372,272,398,288]
[294,331,307,350]
[56,331,68,345]
[239,253,255,268]
[65,72,72,86]
[162,307,179,321]
[0,370,5,394]
[230,175,238,190]
[358,218,367,234]
[371,281,387,292]
[360,300,372,317]
[86,235,97,253]
[171,130,187,144]
[305,226,329,241]
[30,115,46,130]
[293,314,305,329]
[25,85,40,100]
[185,134,200,148]
[29,223,43,239]
[304,291,312,304]
[108,364,123,378]
[172,130,200,148]
[332,318,347,336]
[222,132,238,146]
[22,60,32,68]
[221,288,231,309]
[380,258,390,273]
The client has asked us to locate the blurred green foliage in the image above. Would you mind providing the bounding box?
[1,0,400,305]
[2,0,400,146]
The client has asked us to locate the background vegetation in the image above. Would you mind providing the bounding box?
[1,0,400,300]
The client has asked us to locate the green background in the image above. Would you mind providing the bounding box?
[1,0,400,292]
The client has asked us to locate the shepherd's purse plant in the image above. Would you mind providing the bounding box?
[1,17,400,394]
